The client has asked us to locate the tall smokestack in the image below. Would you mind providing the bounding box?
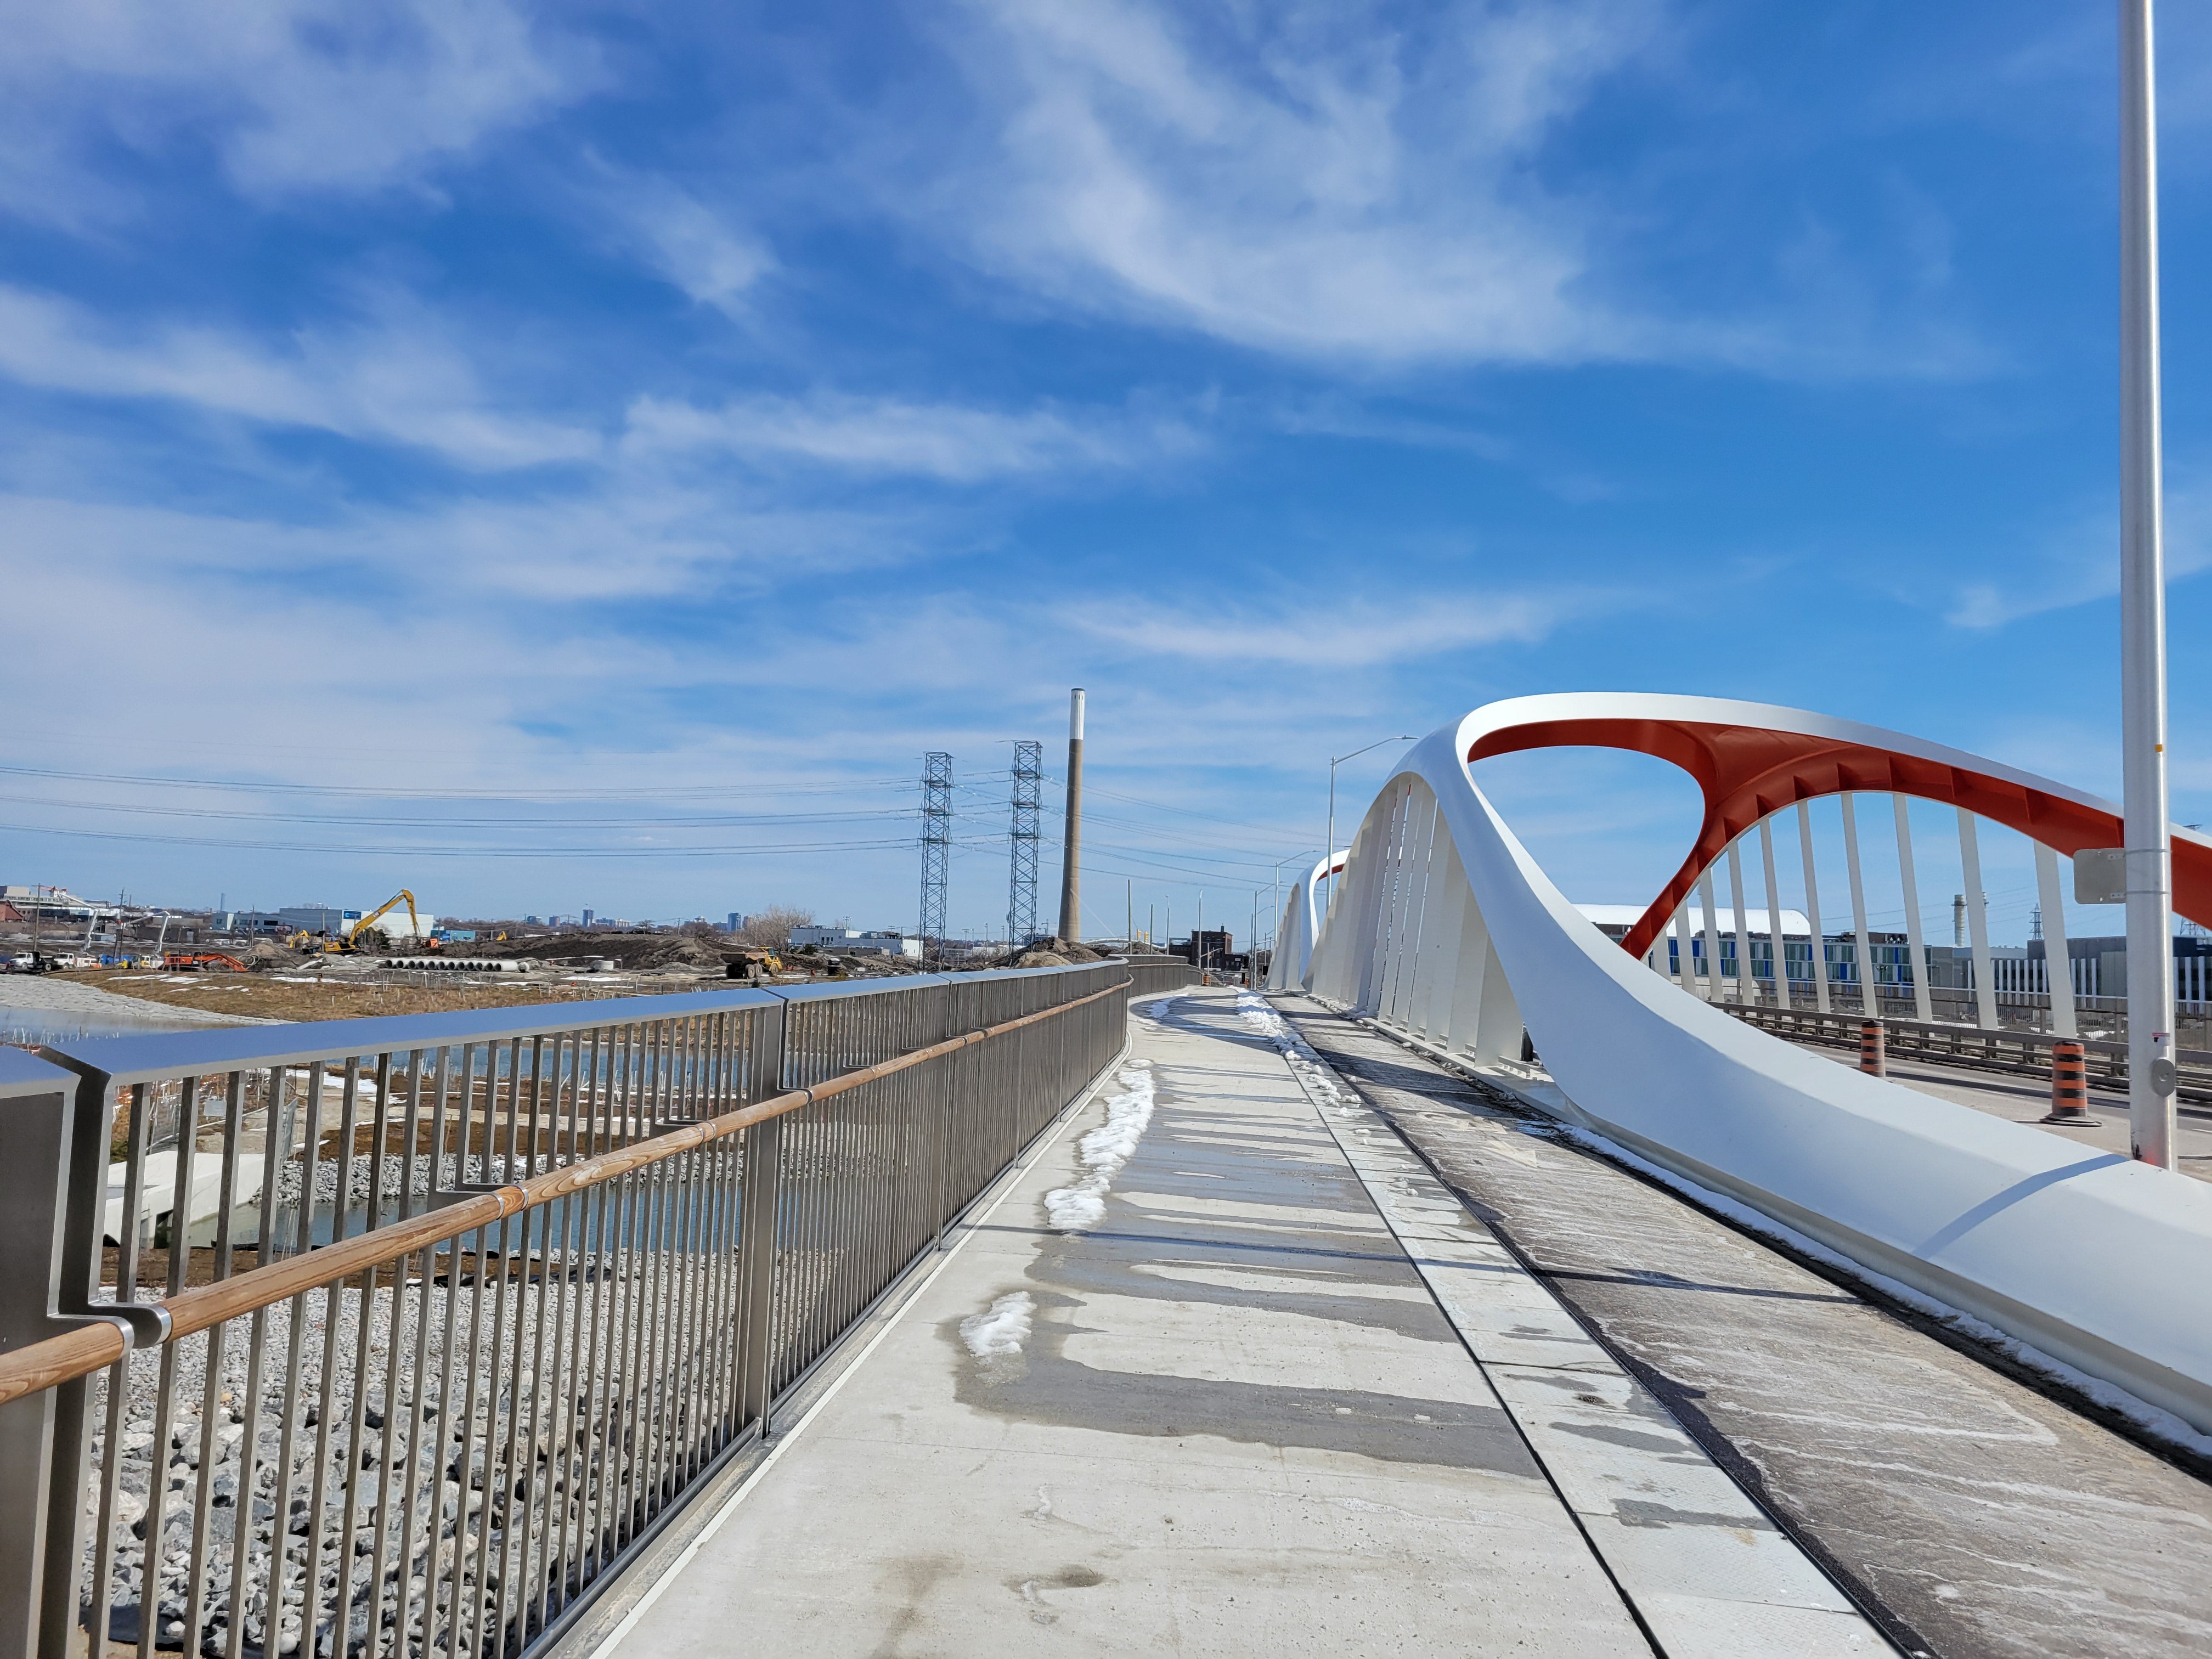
[1058,688,1085,941]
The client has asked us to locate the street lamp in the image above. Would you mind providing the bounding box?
[1324,737,1418,921]
[2119,0,2176,1167]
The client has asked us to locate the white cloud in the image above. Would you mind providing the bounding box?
[625,391,1204,482]
[582,165,776,315]
[0,0,599,222]
[0,284,599,470]
[1067,588,1605,667]
[918,0,1662,363]
[1946,473,2211,630]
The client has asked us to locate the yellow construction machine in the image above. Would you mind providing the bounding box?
[345,889,429,953]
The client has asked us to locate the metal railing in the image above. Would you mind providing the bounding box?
[0,959,1178,1659]
[1116,954,1192,998]
[1718,1001,2212,1107]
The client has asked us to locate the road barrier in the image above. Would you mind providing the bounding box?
[1719,1001,2212,1106]
[0,957,1184,1659]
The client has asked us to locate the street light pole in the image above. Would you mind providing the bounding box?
[2119,0,2177,1167]
[1324,737,1418,922]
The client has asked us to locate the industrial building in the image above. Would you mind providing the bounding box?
[788,926,922,959]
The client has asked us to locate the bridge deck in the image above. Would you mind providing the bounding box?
[1280,997,2212,1659]
[592,989,1878,1657]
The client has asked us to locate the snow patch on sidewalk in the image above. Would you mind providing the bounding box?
[960,1291,1036,1358]
[1043,1063,1156,1230]
[1238,993,1357,1116]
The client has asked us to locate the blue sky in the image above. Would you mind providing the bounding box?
[2,1,2208,945]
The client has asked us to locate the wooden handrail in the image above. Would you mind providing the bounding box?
[0,978,1132,1407]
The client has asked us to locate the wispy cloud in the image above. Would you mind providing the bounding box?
[0,1,599,223]
[1946,471,2211,630]
[625,391,1205,482]
[1068,587,1612,667]
[0,283,600,470]
[580,164,776,315]
[918,0,1661,364]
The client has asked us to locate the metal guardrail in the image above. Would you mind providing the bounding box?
[0,958,1184,1659]
[1719,1001,2212,1107]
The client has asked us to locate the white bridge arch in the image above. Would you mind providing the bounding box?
[1270,693,2212,1436]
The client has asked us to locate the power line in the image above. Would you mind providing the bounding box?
[0,762,916,802]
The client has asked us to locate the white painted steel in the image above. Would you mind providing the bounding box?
[1892,797,1936,1024]
[1696,871,1721,1004]
[1726,843,1752,1006]
[1841,794,1878,1018]
[1796,803,1832,1014]
[1958,809,1999,1031]
[2119,0,2179,1169]
[1300,692,2212,1435]
[2037,842,2081,1040]
[1758,819,1785,1005]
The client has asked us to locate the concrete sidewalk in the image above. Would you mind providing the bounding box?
[604,989,1880,1657]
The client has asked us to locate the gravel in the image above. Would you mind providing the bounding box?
[83,1253,729,1658]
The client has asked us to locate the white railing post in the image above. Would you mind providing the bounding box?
[1842,793,1880,1018]
[1726,840,1755,1006]
[1797,802,1833,1014]
[2035,843,2080,1040]
[1697,871,1723,1002]
[1957,809,2000,1030]
[1758,816,1789,1007]
[1893,796,1936,1024]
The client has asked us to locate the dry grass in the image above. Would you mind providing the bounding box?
[63,968,650,1024]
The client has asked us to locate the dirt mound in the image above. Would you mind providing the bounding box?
[635,933,733,969]
[1024,937,1103,963]
[1014,950,1071,968]
[241,940,303,971]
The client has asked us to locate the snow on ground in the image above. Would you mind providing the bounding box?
[959,1291,1036,1359]
[1042,1063,1156,1231]
[0,974,275,1028]
[1237,993,1357,1115]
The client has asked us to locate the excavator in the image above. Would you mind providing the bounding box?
[344,889,437,953]
[286,890,437,955]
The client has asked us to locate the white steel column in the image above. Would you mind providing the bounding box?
[1842,794,1879,1018]
[1957,809,1999,1030]
[2035,842,2080,1040]
[1697,871,1723,1002]
[1444,884,1491,1053]
[1797,801,1832,1014]
[1727,842,1754,1007]
[1894,796,1936,1024]
[1758,816,1788,1008]
[1673,901,1695,995]
[2120,0,2177,1167]
[1411,837,1467,1040]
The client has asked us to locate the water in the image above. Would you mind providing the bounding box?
[0,1002,217,1047]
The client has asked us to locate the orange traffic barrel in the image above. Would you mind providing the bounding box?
[2041,1039,2102,1126]
[1858,1019,1886,1078]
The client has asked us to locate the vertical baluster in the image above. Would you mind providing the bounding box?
[1796,802,1832,1015]
[1758,817,1788,1008]
[2035,843,2080,1040]
[1893,796,1936,1024]
[1841,794,1879,1019]
[1957,810,2000,1030]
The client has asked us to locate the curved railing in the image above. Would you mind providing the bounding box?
[1292,694,2212,1436]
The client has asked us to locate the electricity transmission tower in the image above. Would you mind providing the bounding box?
[919,752,952,950]
[1007,740,1042,946]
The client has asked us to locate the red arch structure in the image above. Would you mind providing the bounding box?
[1465,714,2212,960]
